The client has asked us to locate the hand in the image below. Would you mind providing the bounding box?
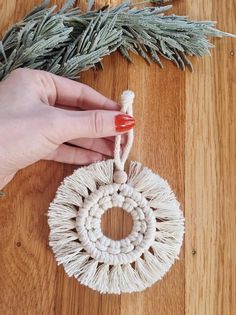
[0,68,135,189]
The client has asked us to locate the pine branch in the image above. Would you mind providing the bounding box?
[0,191,5,197]
[0,0,235,80]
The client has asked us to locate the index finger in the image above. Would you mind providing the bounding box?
[45,71,119,110]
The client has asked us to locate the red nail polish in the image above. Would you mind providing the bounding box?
[115,114,135,132]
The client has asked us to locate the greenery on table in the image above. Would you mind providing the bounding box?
[0,0,235,80]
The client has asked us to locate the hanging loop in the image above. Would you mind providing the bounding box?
[113,90,135,184]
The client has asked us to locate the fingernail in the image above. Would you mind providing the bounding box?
[115,114,135,132]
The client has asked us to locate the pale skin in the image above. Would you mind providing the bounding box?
[0,68,134,190]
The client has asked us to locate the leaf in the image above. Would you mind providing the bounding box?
[87,0,95,12]
[60,0,76,13]
[0,191,5,197]
[0,41,7,63]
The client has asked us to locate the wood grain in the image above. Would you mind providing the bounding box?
[185,1,236,315]
[0,0,235,314]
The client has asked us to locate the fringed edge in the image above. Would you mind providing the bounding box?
[48,159,184,294]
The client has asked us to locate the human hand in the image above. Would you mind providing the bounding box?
[0,68,135,189]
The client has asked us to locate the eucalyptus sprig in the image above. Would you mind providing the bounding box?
[0,0,235,80]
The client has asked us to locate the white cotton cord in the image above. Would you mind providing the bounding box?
[48,90,185,294]
[114,90,135,173]
[48,159,184,294]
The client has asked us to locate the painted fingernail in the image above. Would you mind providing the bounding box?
[115,114,135,132]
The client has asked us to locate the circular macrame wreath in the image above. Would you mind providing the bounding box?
[48,91,184,294]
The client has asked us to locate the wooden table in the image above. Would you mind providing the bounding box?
[0,1,235,314]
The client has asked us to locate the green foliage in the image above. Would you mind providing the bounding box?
[0,0,235,80]
[0,191,5,197]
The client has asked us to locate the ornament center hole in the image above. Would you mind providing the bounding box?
[101,207,133,240]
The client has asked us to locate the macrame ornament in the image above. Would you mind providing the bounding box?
[48,90,184,294]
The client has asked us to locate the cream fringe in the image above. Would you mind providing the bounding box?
[48,159,184,294]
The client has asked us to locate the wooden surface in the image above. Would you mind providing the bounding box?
[0,0,235,314]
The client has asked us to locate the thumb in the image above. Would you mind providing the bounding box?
[52,109,135,142]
